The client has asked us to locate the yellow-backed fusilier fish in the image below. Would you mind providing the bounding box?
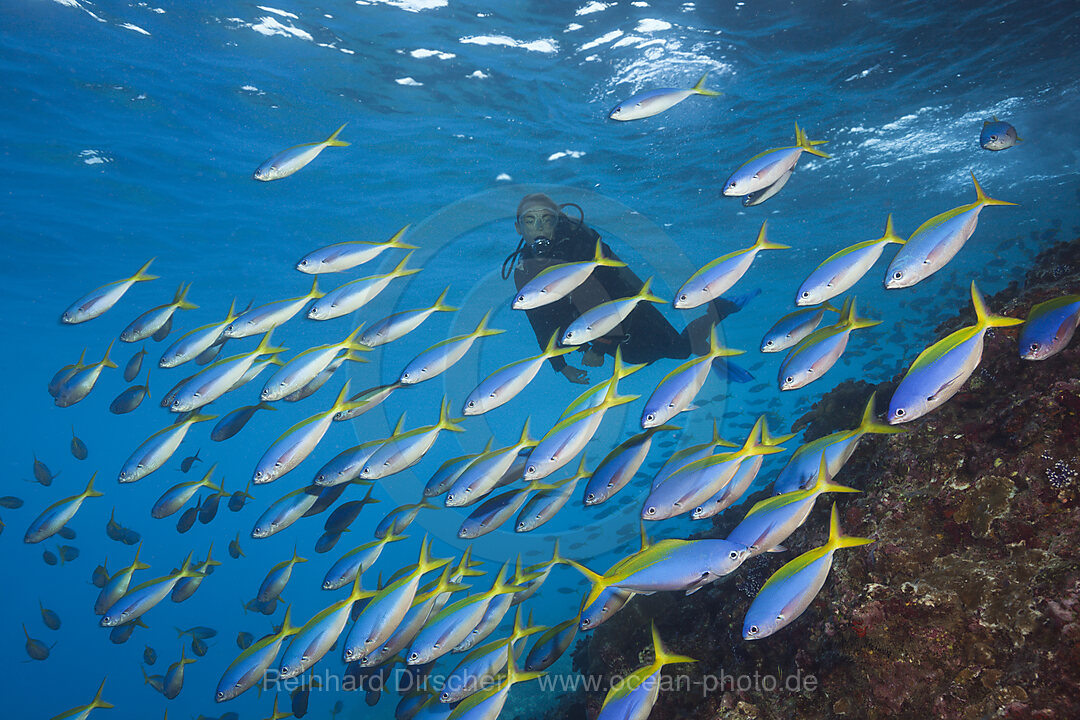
[308,254,420,321]
[162,645,196,699]
[674,222,788,309]
[400,310,504,384]
[640,326,742,426]
[159,298,242,368]
[257,545,308,604]
[25,474,104,544]
[61,259,158,324]
[796,215,905,306]
[360,399,464,480]
[1018,295,1080,361]
[151,465,221,518]
[446,421,538,508]
[118,413,216,483]
[759,303,840,353]
[596,624,695,720]
[561,279,664,346]
[169,332,285,412]
[100,552,204,627]
[46,678,113,720]
[518,461,587,531]
[225,279,323,338]
[608,72,721,121]
[262,326,369,402]
[253,123,349,181]
[120,283,198,343]
[512,241,626,309]
[778,297,879,391]
[215,606,300,701]
[340,538,450,665]
[884,173,1016,289]
[888,282,1021,423]
[359,286,457,348]
[54,342,118,408]
[722,123,830,197]
[297,225,416,274]
[321,532,408,591]
[94,543,151,615]
[743,503,872,639]
[462,331,577,415]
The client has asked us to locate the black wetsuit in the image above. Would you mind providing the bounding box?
[508,215,737,373]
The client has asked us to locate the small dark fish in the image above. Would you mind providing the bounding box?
[211,402,276,442]
[109,622,138,644]
[58,526,76,540]
[142,668,165,694]
[323,497,370,534]
[647,461,663,469]
[92,561,109,588]
[70,426,88,460]
[144,645,157,665]
[292,685,312,718]
[24,624,52,660]
[314,530,345,554]
[657,440,676,448]
[523,548,542,557]
[557,586,577,594]
[176,625,217,640]
[105,509,125,542]
[191,637,208,657]
[124,348,147,382]
[43,549,58,566]
[227,481,254,512]
[0,495,23,509]
[151,314,172,341]
[750,383,769,393]
[236,631,253,649]
[121,528,141,545]
[195,342,223,365]
[198,486,224,525]
[109,370,151,414]
[39,600,61,630]
[228,533,244,559]
[58,545,80,563]
[31,455,57,486]
[176,501,200,534]
[180,449,202,473]
[570,541,586,550]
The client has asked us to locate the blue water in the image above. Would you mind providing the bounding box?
[4,1,1079,718]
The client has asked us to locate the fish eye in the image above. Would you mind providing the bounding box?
[728,181,737,188]
[646,506,656,516]
[679,294,687,302]
[765,340,773,347]
[729,550,738,560]
[565,331,574,338]
[586,493,596,501]
[801,291,810,298]
[894,408,905,417]
[517,295,525,302]
[299,260,308,266]
[892,271,903,280]
[467,400,476,407]
[216,691,225,699]
[785,376,794,384]
[748,625,758,635]
[527,465,536,474]
[991,135,998,141]
[488,392,496,399]
[646,413,655,422]
[1029,342,1039,351]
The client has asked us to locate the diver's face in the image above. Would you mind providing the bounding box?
[516,208,558,244]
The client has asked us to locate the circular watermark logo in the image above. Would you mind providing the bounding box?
[345,184,734,564]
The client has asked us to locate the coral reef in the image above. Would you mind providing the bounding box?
[548,238,1080,719]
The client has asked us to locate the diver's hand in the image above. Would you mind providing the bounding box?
[561,366,589,385]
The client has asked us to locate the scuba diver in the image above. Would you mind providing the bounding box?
[502,193,757,384]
